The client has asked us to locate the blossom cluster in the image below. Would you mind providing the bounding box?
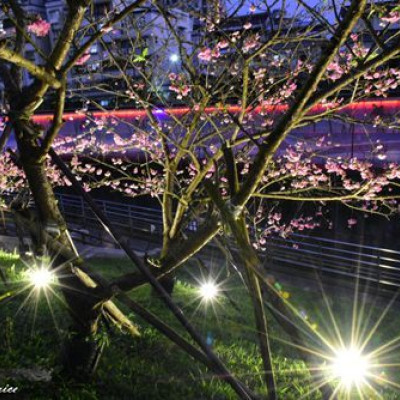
[169,73,191,99]
[27,19,51,37]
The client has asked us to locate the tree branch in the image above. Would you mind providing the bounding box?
[63,0,146,72]
[233,0,367,208]
[40,78,67,157]
[0,122,12,152]
[0,44,61,89]
[307,40,400,109]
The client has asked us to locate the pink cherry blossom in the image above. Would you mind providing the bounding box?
[100,25,113,33]
[242,34,260,53]
[180,85,191,97]
[326,61,344,81]
[114,134,127,146]
[198,48,213,62]
[211,47,221,59]
[27,19,51,37]
[75,53,91,66]
[217,40,229,49]
[347,218,357,227]
[169,84,191,99]
[381,11,400,24]
[254,68,266,80]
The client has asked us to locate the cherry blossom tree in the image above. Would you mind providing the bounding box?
[2,0,400,398]
[0,0,164,381]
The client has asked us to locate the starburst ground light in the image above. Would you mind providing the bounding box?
[27,266,55,290]
[0,251,77,335]
[266,266,400,399]
[2,247,400,398]
[178,253,400,398]
[199,281,219,301]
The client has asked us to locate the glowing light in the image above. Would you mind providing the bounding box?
[331,347,370,388]
[30,98,400,123]
[28,267,54,290]
[170,54,179,62]
[199,281,218,301]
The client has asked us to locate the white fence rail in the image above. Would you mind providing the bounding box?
[2,192,399,290]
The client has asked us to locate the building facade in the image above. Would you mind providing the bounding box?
[0,0,194,108]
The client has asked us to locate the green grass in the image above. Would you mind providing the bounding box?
[0,252,399,399]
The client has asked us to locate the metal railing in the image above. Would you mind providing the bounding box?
[55,193,400,289]
[266,234,400,289]
[56,193,164,235]
[2,192,400,289]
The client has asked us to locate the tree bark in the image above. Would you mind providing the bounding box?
[229,218,277,399]
[14,121,104,378]
[205,181,333,398]
[229,227,334,398]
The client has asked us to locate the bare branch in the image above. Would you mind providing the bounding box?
[0,44,61,89]
[63,0,146,72]
[0,122,12,152]
[40,78,67,157]
[233,0,367,208]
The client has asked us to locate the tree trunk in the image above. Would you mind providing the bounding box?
[234,238,334,399]
[150,233,176,297]
[204,180,333,398]
[15,124,104,378]
[149,254,176,297]
[233,219,277,399]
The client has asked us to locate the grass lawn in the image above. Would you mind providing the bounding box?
[0,251,399,399]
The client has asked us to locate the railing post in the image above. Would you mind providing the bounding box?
[0,207,6,233]
[128,206,134,234]
[318,243,322,272]
[376,254,381,287]
[81,196,86,226]
[57,193,64,214]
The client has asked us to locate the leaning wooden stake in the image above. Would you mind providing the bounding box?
[49,148,255,400]
[74,263,215,369]
[206,182,277,399]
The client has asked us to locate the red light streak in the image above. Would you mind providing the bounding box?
[31,99,400,123]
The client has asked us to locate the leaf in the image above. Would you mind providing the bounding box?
[133,47,149,63]
[0,291,11,302]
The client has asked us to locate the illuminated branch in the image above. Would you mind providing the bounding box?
[205,180,277,398]
[0,44,61,89]
[233,0,367,208]
[63,0,147,71]
[40,78,67,157]
[308,41,400,109]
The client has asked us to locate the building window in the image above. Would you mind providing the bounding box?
[137,17,146,29]
[49,11,60,23]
